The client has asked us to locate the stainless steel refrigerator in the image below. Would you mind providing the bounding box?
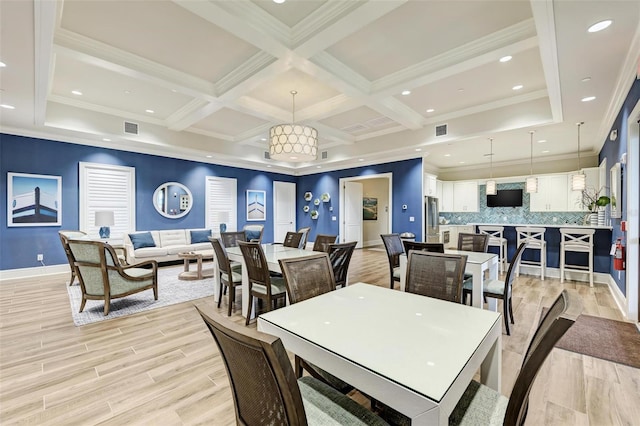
[425,196,440,242]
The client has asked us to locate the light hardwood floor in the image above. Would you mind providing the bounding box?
[1,249,639,425]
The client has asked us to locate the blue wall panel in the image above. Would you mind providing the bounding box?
[0,134,294,270]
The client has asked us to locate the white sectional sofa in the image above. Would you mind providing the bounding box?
[124,229,214,264]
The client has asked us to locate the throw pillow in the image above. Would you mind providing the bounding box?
[129,232,156,250]
[190,229,211,244]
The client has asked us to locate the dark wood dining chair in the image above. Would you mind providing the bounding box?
[297,226,311,249]
[220,231,247,248]
[458,232,489,304]
[283,231,304,248]
[209,237,242,316]
[402,240,444,254]
[327,241,357,288]
[380,233,404,289]
[195,307,389,425]
[237,241,286,325]
[312,234,338,252]
[405,251,467,303]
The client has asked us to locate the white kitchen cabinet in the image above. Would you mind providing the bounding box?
[424,173,437,197]
[440,181,454,212]
[529,174,568,211]
[436,180,443,210]
[452,181,479,212]
[567,167,599,212]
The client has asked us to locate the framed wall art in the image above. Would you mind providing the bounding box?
[246,190,266,221]
[363,197,378,220]
[7,172,62,227]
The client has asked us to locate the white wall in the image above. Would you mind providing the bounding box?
[362,178,390,247]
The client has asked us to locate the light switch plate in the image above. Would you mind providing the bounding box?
[409,216,415,222]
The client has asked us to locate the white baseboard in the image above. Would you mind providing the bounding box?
[604,274,629,320]
[0,264,69,282]
[363,240,382,248]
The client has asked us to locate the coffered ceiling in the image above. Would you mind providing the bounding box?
[1,0,639,175]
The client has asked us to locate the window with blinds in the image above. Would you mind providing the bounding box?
[79,162,135,239]
[206,176,237,232]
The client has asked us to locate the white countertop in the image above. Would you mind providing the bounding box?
[467,223,612,230]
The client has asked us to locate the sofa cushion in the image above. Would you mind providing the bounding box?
[132,247,168,258]
[166,245,196,255]
[190,229,211,244]
[190,242,212,252]
[129,232,156,250]
[159,229,187,247]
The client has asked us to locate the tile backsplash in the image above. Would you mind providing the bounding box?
[440,182,587,225]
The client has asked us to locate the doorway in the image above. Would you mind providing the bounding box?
[626,100,639,325]
[339,173,392,249]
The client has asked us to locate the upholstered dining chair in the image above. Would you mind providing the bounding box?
[209,237,242,316]
[402,240,444,254]
[242,224,264,243]
[464,242,527,335]
[220,231,247,248]
[67,239,158,315]
[312,234,338,252]
[195,307,389,426]
[449,290,582,425]
[58,230,88,285]
[282,231,304,248]
[380,233,404,289]
[237,241,287,325]
[327,241,357,288]
[405,251,467,303]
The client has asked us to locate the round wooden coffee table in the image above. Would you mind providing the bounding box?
[177,251,214,280]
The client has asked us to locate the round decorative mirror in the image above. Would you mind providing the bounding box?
[153,182,193,219]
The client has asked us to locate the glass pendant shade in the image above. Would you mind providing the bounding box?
[571,173,586,191]
[486,180,497,195]
[526,176,538,193]
[268,90,318,162]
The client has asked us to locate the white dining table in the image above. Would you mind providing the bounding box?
[399,249,499,310]
[216,244,313,318]
[258,283,502,425]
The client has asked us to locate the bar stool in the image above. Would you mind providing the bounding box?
[516,227,547,280]
[478,226,508,273]
[560,228,595,287]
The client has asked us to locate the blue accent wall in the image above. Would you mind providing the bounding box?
[296,159,423,242]
[598,77,640,294]
[0,133,295,270]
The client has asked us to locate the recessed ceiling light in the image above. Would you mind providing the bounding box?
[0,104,15,109]
[358,158,364,162]
[588,20,612,33]
[267,165,272,168]
[459,161,466,164]
[290,156,298,160]
[457,88,464,92]
[537,139,547,143]
[260,138,267,141]
[401,90,411,96]
[206,155,212,158]
[273,0,285,3]
[499,55,512,63]
[145,109,155,113]
[512,84,523,90]
[0,61,6,67]
[542,150,550,153]
[415,148,422,152]
[581,96,596,102]
[71,90,83,96]
[444,154,451,157]
[124,90,131,94]
[102,138,111,142]
[316,166,321,169]
[426,108,435,113]
[581,77,592,82]
[171,89,178,93]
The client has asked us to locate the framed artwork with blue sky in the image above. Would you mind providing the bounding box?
[7,172,62,227]
[246,190,266,221]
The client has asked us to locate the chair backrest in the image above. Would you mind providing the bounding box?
[278,253,336,304]
[297,227,311,249]
[402,240,444,254]
[196,307,308,425]
[559,228,595,250]
[237,241,273,295]
[505,242,528,289]
[516,227,546,248]
[209,237,232,276]
[380,233,404,268]
[312,234,338,252]
[405,251,467,303]
[243,224,264,243]
[504,289,582,425]
[283,232,304,248]
[67,239,121,296]
[221,231,247,248]
[477,226,505,245]
[457,232,489,253]
[59,230,87,268]
[327,241,357,287]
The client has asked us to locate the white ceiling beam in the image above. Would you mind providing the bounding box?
[34,0,57,126]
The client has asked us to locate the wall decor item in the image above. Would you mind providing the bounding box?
[363,197,378,220]
[314,198,320,206]
[321,192,331,202]
[304,191,313,201]
[310,210,319,219]
[247,190,266,221]
[7,172,62,227]
[153,181,193,219]
[303,205,310,213]
[610,162,622,218]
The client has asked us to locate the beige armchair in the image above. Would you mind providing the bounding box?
[58,230,88,285]
[68,239,158,315]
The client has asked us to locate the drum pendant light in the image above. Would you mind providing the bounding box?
[571,122,586,191]
[269,90,318,162]
[486,137,497,195]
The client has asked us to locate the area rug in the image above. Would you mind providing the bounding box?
[66,266,215,326]
[549,312,640,369]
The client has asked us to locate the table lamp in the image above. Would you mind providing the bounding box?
[95,210,114,239]
[218,211,229,233]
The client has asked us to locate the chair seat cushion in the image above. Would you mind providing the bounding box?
[252,277,286,295]
[392,267,401,280]
[123,267,154,279]
[462,278,473,291]
[221,270,242,284]
[449,380,508,426]
[298,376,389,425]
[483,279,506,296]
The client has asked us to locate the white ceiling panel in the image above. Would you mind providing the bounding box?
[190,107,270,136]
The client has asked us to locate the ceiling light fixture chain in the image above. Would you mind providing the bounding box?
[571,121,586,191]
